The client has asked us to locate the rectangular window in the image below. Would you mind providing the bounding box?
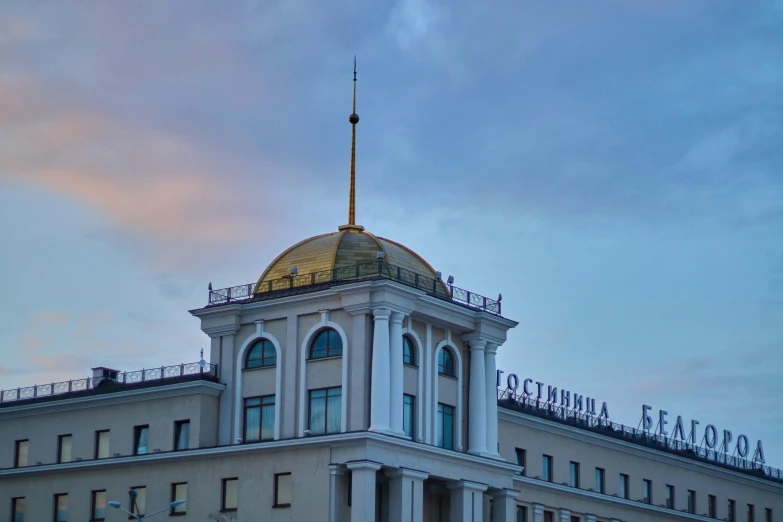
[595,467,605,494]
[748,504,755,522]
[274,473,292,507]
[436,403,454,450]
[619,474,629,499]
[222,478,238,512]
[515,448,526,476]
[130,487,146,517]
[666,485,675,509]
[91,490,106,521]
[134,425,149,455]
[53,494,68,522]
[729,500,736,522]
[244,395,276,441]
[516,505,527,522]
[708,495,717,518]
[308,387,342,435]
[403,394,415,438]
[14,440,28,468]
[569,461,580,487]
[542,455,553,482]
[544,511,554,522]
[643,479,652,504]
[765,508,772,522]
[57,435,72,463]
[12,497,25,522]
[94,430,109,459]
[174,420,190,450]
[570,517,581,522]
[687,490,696,514]
[170,483,187,515]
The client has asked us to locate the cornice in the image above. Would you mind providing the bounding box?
[0,381,225,420]
[499,409,783,493]
[203,324,241,337]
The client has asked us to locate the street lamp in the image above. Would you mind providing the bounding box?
[108,488,185,521]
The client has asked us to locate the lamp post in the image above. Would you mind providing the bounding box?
[108,488,185,521]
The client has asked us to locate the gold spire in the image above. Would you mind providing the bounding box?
[340,57,364,232]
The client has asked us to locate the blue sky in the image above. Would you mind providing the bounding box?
[1,1,781,465]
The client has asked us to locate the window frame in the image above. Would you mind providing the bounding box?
[594,467,605,494]
[308,387,342,435]
[665,484,675,509]
[245,338,277,368]
[174,420,190,451]
[542,455,553,482]
[643,479,652,504]
[243,395,276,441]
[765,508,773,522]
[748,504,755,522]
[516,505,527,522]
[221,477,239,512]
[129,486,146,518]
[687,490,696,514]
[515,448,526,476]
[11,497,25,522]
[274,473,292,508]
[14,439,28,468]
[403,394,415,438]
[438,347,456,377]
[403,336,417,366]
[170,483,187,516]
[729,500,736,522]
[620,473,629,499]
[309,328,343,360]
[53,493,68,522]
[90,490,106,522]
[708,495,717,518]
[436,402,455,450]
[569,461,580,488]
[133,425,149,455]
[94,430,110,460]
[57,434,72,464]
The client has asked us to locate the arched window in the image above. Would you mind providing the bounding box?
[403,336,416,366]
[246,339,276,368]
[310,328,343,359]
[438,347,455,377]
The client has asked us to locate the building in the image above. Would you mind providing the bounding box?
[2,71,781,522]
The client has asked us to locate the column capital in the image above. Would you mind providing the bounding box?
[329,463,346,476]
[446,480,488,493]
[485,342,499,354]
[466,338,487,351]
[559,509,571,522]
[346,460,383,472]
[384,467,429,481]
[372,307,392,320]
[533,503,545,516]
[492,488,519,500]
[390,311,405,324]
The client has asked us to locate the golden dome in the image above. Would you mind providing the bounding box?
[256,228,449,295]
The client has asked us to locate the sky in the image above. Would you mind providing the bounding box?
[1,1,781,465]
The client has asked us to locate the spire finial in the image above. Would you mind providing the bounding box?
[348,56,359,226]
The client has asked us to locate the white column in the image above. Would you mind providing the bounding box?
[370,308,392,433]
[532,503,544,522]
[485,342,500,457]
[389,312,405,436]
[468,339,488,455]
[493,489,519,522]
[348,461,381,522]
[329,464,346,522]
[447,481,487,522]
[559,508,571,522]
[386,468,429,522]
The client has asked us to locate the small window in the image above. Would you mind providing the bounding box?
[174,420,190,450]
[569,461,580,487]
[134,425,149,455]
[436,403,454,449]
[729,500,736,522]
[666,485,675,509]
[403,336,416,366]
[516,505,527,522]
[595,467,605,494]
[438,347,455,377]
[57,434,72,463]
[94,430,110,459]
[708,495,717,518]
[222,478,238,512]
[544,511,554,522]
[620,474,629,499]
[12,497,25,522]
[91,490,106,521]
[748,504,755,522]
[14,440,28,468]
[765,508,773,522]
[171,483,187,515]
[542,455,553,482]
[53,494,68,522]
[244,395,276,441]
[687,490,696,514]
[274,473,292,507]
[246,339,276,368]
[643,479,652,504]
[310,329,342,359]
[515,448,526,476]
[570,517,581,522]
[308,387,342,435]
[403,394,415,438]
[130,487,146,517]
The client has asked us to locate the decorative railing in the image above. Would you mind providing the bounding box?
[208,261,502,315]
[498,389,783,483]
[0,361,218,403]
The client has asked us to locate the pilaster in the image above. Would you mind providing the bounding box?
[329,464,346,522]
[347,460,382,522]
[559,508,571,521]
[389,312,405,436]
[447,480,488,522]
[492,489,519,522]
[466,339,488,455]
[485,342,500,458]
[386,467,429,522]
[532,503,544,522]
[370,308,392,433]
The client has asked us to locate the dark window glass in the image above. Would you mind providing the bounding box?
[246,339,276,368]
[310,329,342,359]
[274,473,292,507]
[515,448,526,476]
[308,387,342,434]
[57,435,72,463]
[729,500,736,522]
[14,440,28,468]
[91,490,106,521]
[643,479,652,504]
[542,455,553,482]
[12,497,25,522]
[171,483,187,515]
[569,461,580,487]
[95,430,110,459]
[53,494,68,522]
[438,348,455,376]
[620,474,629,499]
[687,490,696,514]
[174,420,190,450]
[134,425,149,455]
[436,403,454,449]
[570,517,581,522]
[544,512,554,522]
[403,394,415,438]
[709,495,717,518]
[516,506,527,522]
[666,485,675,509]
[748,505,755,522]
[222,478,238,511]
[244,395,276,441]
[765,508,772,522]
[595,468,605,494]
[403,336,416,366]
[130,487,146,517]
